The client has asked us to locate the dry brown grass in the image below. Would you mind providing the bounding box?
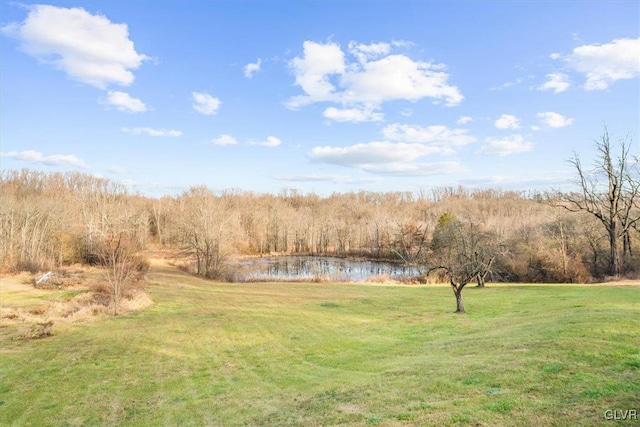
[0,265,153,339]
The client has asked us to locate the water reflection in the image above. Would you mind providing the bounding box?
[237,256,420,282]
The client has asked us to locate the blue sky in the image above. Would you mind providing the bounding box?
[1,1,638,196]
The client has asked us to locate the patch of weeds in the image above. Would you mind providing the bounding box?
[461,378,481,386]
[485,389,506,396]
[20,321,54,340]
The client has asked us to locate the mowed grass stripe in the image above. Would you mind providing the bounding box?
[1,266,638,426]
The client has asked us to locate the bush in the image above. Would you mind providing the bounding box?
[20,321,53,340]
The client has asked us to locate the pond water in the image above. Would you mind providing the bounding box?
[235,256,420,282]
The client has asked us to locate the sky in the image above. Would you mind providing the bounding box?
[1,1,639,196]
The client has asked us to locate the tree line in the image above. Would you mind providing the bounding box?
[1,132,638,291]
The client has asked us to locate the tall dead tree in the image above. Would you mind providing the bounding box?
[559,129,639,277]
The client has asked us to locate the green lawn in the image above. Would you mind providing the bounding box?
[1,264,639,426]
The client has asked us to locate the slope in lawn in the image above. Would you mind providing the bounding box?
[1,265,638,426]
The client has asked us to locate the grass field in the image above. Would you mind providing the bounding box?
[1,262,639,426]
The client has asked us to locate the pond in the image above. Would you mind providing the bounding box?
[235,256,421,282]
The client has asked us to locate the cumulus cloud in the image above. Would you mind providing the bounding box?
[309,140,465,176]
[558,38,640,90]
[211,134,237,146]
[308,121,476,176]
[538,73,570,93]
[288,41,346,106]
[348,41,391,63]
[323,106,384,122]
[104,91,147,113]
[1,5,148,89]
[310,141,443,167]
[1,150,88,168]
[456,115,473,125]
[477,135,533,156]
[537,112,574,128]
[494,114,521,130]
[340,54,463,106]
[244,58,262,78]
[382,123,476,146]
[121,127,182,137]
[192,92,221,115]
[287,40,463,119]
[255,136,282,147]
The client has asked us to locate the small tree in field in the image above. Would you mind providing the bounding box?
[428,213,498,313]
[97,232,145,316]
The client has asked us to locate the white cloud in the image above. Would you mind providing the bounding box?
[490,77,524,91]
[211,134,237,146]
[348,41,391,63]
[537,111,574,128]
[309,121,476,176]
[340,54,463,106]
[192,92,221,115]
[288,41,346,107]
[559,38,640,90]
[121,127,182,137]
[1,150,88,168]
[255,136,282,147]
[477,135,533,156]
[456,116,473,125]
[287,40,463,112]
[382,123,476,146]
[309,140,465,176]
[311,141,442,166]
[104,91,147,113]
[538,73,570,93]
[323,107,384,122]
[400,108,413,117]
[1,5,148,89]
[494,114,521,130]
[244,58,262,78]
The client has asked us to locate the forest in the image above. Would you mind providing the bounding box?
[2,133,639,295]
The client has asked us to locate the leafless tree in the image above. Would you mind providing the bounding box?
[427,213,499,313]
[558,129,639,276]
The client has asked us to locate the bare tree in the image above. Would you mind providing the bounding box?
[97,231,144,315]
[558,129,639,276]
[428,213,498,313]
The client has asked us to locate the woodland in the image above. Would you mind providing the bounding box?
[1,133,639,312]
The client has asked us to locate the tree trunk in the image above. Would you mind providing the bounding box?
[452,284,465,313]
[609,221,620,277]
[476,274,485,288]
